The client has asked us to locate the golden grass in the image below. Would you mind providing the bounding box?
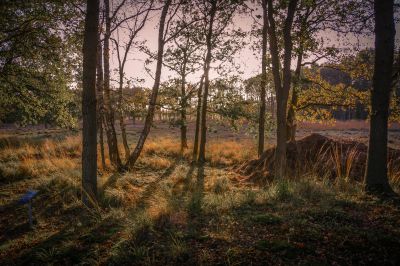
[330,143,360,183]
[146,193,171,221]
[0,135,81,160]
[137,137,255,167]
[3,130,400,265]
[0,132,398,200]
[143,138,183,157]
[388,158,400,188]
[206,140,256,166]
[103,185,142,207]
[137,155,173,170]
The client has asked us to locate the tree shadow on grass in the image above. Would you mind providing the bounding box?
[0,177,80,245]
[100,172,121,192]
[0,204,33,243]
[5,160,182,264]
[187,164,205,237]
[8,213,126,265]
[135,159,180,210]
[183,163,196,193]
[98,159,180,210]
[0,175,127,264]
[188,165,205,214]
[168,162,196,206]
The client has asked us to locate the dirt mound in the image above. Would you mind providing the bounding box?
[237,133,400,183]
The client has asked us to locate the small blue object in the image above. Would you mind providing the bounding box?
[18,190,38,205]
[18,190,38,228]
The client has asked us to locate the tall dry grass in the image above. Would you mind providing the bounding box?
[300,142,400,192]
[0,135,81,183]
[3,131,400,265]
[137,137,256,168]
[1,132,398,201]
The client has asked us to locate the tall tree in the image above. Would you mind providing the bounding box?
[197,0,243,163]
[258,0,268,157]
[364,0,395,194]
[82,0,99,207]
[150,8,203,152]
[112,1,153,161]
[198,0,217,163]
[125,0,172,169]
[158,78,202,152]
[103,0,122,168]
[265,0,298,178]
[0,1,83,127]
[96,32,106,169]
[167,35,202,152]
[285,0,374,142]
[193,75,204,159]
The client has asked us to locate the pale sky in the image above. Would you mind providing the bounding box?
[109,4,400,89]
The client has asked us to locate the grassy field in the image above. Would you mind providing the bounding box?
[1,121,400,265]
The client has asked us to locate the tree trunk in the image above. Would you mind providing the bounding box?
[103,0,121,168]
[258,0,268,157]
[364,0,395,195]
[394,49,400,114]
[99,118,106,168]
[82,0,99,207]
[193,75,204,159]
[96,35,106,169]
[180,67,188,151]
[266,0,297,178]
[198,0,217,163]
[113,3,151,162]
[125,0,171,169]
[270,92,275,119]
[118,72,130,161]
[286,48,302,142]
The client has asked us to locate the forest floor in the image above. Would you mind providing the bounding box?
[1,121,400,265]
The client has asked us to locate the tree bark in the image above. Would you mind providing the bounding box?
[125,0,172,169]
[193,75,204,159]
[394,49,400,114]
[198,0,217,163]
[270,91,275,119]
[82,0,99,207]
[364,0,395,195]
[258,0,268,157]
[96,34,106,169]
[103,0,121,168]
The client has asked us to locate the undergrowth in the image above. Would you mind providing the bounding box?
[0,132,399,265]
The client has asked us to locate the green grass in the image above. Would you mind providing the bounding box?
[0,132,400,265]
